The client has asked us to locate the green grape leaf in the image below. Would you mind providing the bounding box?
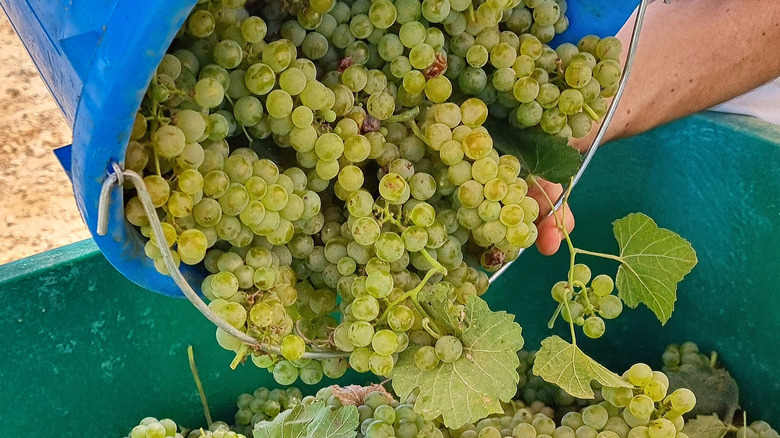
[533,335,632,399]
[391,296,524,429]
[253,400,359,438]
[486,119,582,184]
[682,415,729,438]
[307,402,360,438]
[613,213,698,324]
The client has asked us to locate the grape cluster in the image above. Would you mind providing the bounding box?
[122,0,628,385]
[733,422,780,438]
[308,387,444,438]
[550,264,623,339]
[187,422,247,438]
[125,417,183,438]
[660,342,713,374]
[502,34,623,138]
[234,386,303,436]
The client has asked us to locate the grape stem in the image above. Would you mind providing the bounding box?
[378,248,447,337]
[583,103,600,122]
[188,346,213,427]
[385,106,420,123]
[408,119,427,144]
[230,343,250,370]
[422,318,441,340]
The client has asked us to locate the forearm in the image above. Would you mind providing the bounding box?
[573,0,780,151]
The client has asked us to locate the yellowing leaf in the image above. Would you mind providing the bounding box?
[533,335,632,399]
[682,415,729,438]
[613,213,698,324]
[253,400,358,438]
[391,296,524,429]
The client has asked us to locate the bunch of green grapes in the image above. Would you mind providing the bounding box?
[186,422,246,438]
[122,0,617,386]
[499,34,622,138]
[660,342,714,373]
[550,264,623,339]
[125,417,183,438]
[234,386,304,436]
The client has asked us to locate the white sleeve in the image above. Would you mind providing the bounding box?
[709,77,780,126]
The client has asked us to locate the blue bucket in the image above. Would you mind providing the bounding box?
[0,0,639,296]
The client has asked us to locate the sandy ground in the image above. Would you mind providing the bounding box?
[0,14,91,265]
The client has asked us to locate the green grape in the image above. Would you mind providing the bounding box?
[626,362,654,386]
[213,39,243,69]
[466,44,490,68]
[414,345,440,370]
[378,34,404,61]
[348,320,375,347]
[151,125,187,159]
[280,334,306,360]
[301,32,329,60]
[194,78,225,108]
[366,92,395,120]
[421,0,450,22]
[266,90,293,118]
[583,316,605,338]
[597,295,623,319]
[372,330,400,355]
[273,360,299,385]
[602,385,634,407]
[568,112,593,138]
[374,232,405,263]
[188,10,216,38]
[459,67,488,95]
[597,36,623,61]
[559,89,585,115]
[540,108,568,134]
[366,270,393,298]
[403,70,426,94]
[352,295,381,321]
[514,101,543,127]
[435,335,463,362]
[628,394,655,419]
[582,405,609,430]
[240,16,267,43]
[350,14,374,39]
[666,388,696,414]
[245,63,275,96]
[369,0,397,28]
[593,60,622,88]
[387,305,415,332]
[644,379,668,402]
[648,420,676,438]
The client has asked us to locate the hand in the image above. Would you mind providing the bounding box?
[527,178,575,256]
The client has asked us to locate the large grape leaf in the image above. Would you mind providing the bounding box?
[254,401,358,438]
[682,415,729,438]
[391,296,524,429]
[533,335,632,399]
[613,213,698,324]
[486,119,582,184]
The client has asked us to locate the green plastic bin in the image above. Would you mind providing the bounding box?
[1,112,778,436]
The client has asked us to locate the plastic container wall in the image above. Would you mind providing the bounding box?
[0,0,638,296]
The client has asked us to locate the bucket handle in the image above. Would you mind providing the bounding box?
[97,163,349,360]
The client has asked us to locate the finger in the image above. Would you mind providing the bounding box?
[535,204,575,256]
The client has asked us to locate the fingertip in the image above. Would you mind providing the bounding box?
[536,226,562,256]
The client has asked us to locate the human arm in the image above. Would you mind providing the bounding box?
[572,0,780,151]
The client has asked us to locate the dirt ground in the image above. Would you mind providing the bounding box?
[0,15,91,265]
